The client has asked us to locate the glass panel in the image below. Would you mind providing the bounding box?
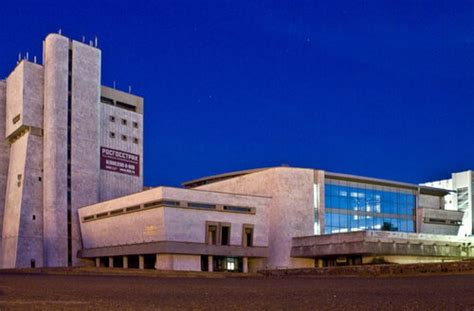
[343,195,350,209]
[339,214,349,229]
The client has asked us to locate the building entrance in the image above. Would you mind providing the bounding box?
[213,256,243,272]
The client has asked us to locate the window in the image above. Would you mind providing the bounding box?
[109,132,116,138]
[206,223,218,245]
[121,135,127,141]
[133,121,138,128]
[189,202,216,209]
[144,201,160,208]
[126,205,141,212]
[243,225,254,247]
[12,114,20,124]
[109,115,115,122]
[142,200,180,209]
[221,225,230,246]
[457,187,469,211]
[110,209,124,216]
[100,96,114,105]
[163,200,180,206]
[226,258,236,271]
[206,222,231,246]
[223,205,252,213]
[133,138,139,144]
[96,212,108,219]
[116,101,136,112]
[121,119,127,126]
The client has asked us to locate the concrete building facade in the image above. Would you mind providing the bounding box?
[0,33,143,268]
[1,33,473,271]
[0,81,7,268]
[422,171,474,237]
[186,167,467,268]
[78,187,269,272]
[77,167,472,272]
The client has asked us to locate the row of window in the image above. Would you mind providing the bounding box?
[423,218,462,226]
[109,115,139,129]
[322,181,417,234]
[82,200,255,222]
[324,212,415,234]
[325,183,416,216]
[206,222,254,247]
[101,96,137,112]
[109,132,139,144]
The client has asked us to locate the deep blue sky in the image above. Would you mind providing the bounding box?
[0,1,473,186]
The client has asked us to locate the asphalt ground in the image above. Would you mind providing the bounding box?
[0,273,473,310]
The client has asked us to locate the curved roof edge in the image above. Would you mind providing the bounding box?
[183,166,451,197]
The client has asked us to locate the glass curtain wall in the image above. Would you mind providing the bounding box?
[323,179,416,234]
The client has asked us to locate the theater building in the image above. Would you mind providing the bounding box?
[78,167,473,272]
[1,33,473,271]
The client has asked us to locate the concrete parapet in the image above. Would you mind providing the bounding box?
[291,230,474,259]
[259,260,474,277]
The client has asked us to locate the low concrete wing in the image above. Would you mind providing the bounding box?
[291,231,474,259]
[78,186,270,258]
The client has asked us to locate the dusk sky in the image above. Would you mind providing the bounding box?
[0,1,472,187]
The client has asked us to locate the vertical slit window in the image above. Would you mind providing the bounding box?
[67,47,73,267]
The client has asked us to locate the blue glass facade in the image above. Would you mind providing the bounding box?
[323,180,416,234]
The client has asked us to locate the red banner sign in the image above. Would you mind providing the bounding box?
[100,147,140,176]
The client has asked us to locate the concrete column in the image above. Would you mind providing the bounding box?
[108,257,114,268]
[208,256,213,272]
[123,256,128,269]
[317,259,324,268]
[95,257,100,268]
[243,257,248,273]
[154,254,159,270]
[139,255,144,269]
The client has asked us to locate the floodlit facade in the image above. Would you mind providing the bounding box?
[0,33,143,268]
[78,186,269,272]
[1,33,473,272]
[78,167,473,272]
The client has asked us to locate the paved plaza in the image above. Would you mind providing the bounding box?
[0,272,473,310]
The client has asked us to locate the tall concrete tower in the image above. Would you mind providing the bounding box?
[43,34,101,267]
[2,61,44,268]
[0,33,144,268]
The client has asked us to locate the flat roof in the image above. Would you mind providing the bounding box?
[325,172,451,196]
[182,167,271,188]
[182,166,450,196]
[101,85,144,114]
[79,185,271,210]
